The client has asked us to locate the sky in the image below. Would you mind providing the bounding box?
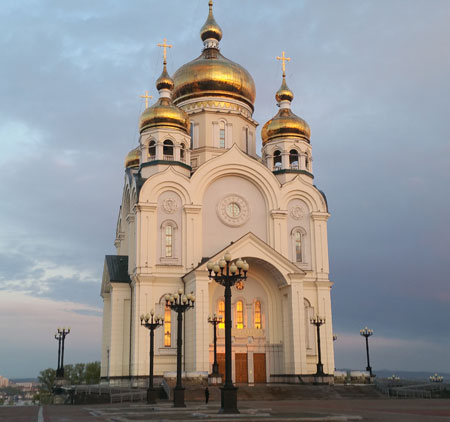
[0,0,449,379]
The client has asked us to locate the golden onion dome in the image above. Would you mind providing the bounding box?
[262,108,311,145]
[200,0,223,42]
[172,1,255,110]
[125,147,140,168]
[156,64,174,91]
[139,97,190,134]
[139,63,190,134]
[275,77,294,103]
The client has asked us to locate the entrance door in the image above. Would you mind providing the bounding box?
[235,353,248,383]
[253,353,267,383]
[217,353,225,382]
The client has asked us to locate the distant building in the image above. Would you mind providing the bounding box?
[0,376,9,387]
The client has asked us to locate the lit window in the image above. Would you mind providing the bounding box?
[219,121,225,148]
[218,300,225,329]
[295,231,302,262]
[236,300,244,329]
[254,301,261,329]
[164,305,171,347]
[165,225,173,257]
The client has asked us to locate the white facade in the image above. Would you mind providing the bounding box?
[100,5,334,386]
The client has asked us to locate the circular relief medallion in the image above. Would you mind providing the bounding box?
[291,205,306,220]
[162,198,178,214]
[217,195,250,227]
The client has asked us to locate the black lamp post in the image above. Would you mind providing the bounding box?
[140,310,164,404]
[310,316,326,376]
[165,289,195,408]
[207,252,248,414]
[54,327,70,378]
[208,313,223,377]
[360,326,374,377]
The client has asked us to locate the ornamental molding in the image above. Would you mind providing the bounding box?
[162,198,178,214]
[216,194,250,227]
[290,205,307,220]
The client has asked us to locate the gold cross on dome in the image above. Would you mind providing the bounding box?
[140,90,153,108]
[157,38,172,64]
[277,51,291,77]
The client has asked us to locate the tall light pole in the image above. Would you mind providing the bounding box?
[140,310,164,404]
[207,253,248,414]
[360,326,374,377]
[55,327,70,378]
[165,290,195,408]
[310,316,326,376]
[208,314,223,377]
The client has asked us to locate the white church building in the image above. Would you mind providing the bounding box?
[100,1,335,385]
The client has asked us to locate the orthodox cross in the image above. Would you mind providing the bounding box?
[140,90,153,108]
[277,51,291,77]
[157,38,172,64]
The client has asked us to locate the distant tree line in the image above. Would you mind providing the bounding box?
[36,361,101,403]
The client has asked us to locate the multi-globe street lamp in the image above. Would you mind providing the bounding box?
[165,290,196,408]
[429,373,444,383]
[54,327,70,378]
[360,326,374,377]
[140,310,164,404]
[208,314,223,377]
[310,316,326,376]
[207,253,248,414]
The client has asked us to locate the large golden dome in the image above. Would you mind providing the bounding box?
[125,147,140,168]
[139,65,190,134]
[172,1,255,110]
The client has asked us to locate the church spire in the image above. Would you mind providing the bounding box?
[200,0,223,49]
[155,38,174,93]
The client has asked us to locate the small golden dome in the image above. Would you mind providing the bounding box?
[275,77,294,103]
[125,147,140,168]
[200,0,223,42]
[262,108,311,145]
[156,64,174,91]
[139,97,190,134]
[172,48,256,109]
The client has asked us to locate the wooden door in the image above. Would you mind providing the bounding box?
[253,353,267,383]
[235,353,248,383]
[217,353,225,382]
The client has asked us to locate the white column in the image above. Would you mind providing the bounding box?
[270,210,288,255]
[183,205,202,271]
[135,204,157,274]
[101,293,111,378]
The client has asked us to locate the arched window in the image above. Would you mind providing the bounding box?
[304,299,315,353]
[163,140,173,159]
[245,127,249,153]
[254,300,262,329]
[164,305,172,347]
[165,225,173,257]
[291,227,306,263]
[273,150,282,170]
[289,149,299,169]
[190,123,194,149]
[236,300,244,329]
[161,220,177,260]
[305,154,309,171]
[218,300,225,329]
[180,143,186,162]
[149,141,156,159]
[219,121,226,148]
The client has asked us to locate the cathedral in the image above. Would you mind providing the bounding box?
[100,1,335,385]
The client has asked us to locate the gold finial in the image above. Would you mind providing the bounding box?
[277,51,291,78]
[140,90,153,108]
[157,38,172,65]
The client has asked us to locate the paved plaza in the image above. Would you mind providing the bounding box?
[1,399,450,422]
